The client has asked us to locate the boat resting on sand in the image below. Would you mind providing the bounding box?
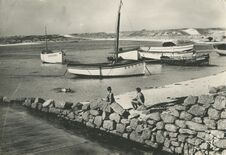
[67,0,147,78]
[139,44,194,60]
[67,61,146,77]
[41,50,65,64]
[213,44,226,56]
[40,27,66,64]
[160,53,210,66]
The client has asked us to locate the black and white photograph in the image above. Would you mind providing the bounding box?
[0,0,226,154]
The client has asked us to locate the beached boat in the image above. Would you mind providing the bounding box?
[139,43,194,60]
[40,27,66,64]
[213,44,226,56]
[160,53,210,66]
[67,0,146,78]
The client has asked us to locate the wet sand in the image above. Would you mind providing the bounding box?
[116,71,226,109]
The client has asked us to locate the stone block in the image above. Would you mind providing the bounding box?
[169,132,178,138]
[86,122,95,128]
[178,134,188,142]
[160,112,176,123]
[208,108,221,120]
[184,95,198,105]
[186,121,207,131]
[34,98,45,104]
[94,116,103,128]
[197,132,213,141]
[121,119,130,125]
[217,119,226,130]
[145,140,158,148]
[41,107,49,113]
[198,95,214,105]
[213,139,226,149]
[122,133,129,139]
[31,102,38,109]
[42,99,54,108]
[221,111,226,118]
[128,113,140,119]
[23,98,35,107]
[72,102,83,111]
[175,147,183,154]
[213,96,226,110]
[210,130,225,139]
[90,110,100,116]
[37,102,43,111]
[167,108,180,117]
[200,142,208,150]
[130,118,139,129]
[179,129,196,135]
[203,117,216,129]
[156,130,164,144]
[135,125,144,134]
[147,119,156,125]
[172,105,186,111]
[171,141,180,147]
[129,131,144,143]
[141,128,151,140]
[126,126,133,133]
[188,105,207,117]
[109,113,121,123]
[82,103,90,111]
[156,121,164,129]
[180,111,193,120]
[82,111,90,121]
[192,117,203,123]
[175,120,186,128]
[110,102,125,115]
[164,138,171,147]
[103,120,115,130]
[147,112,161,121]
[3,96,10,104]
[67,112,75,120]
[165,124,178,132]
[116,123,126,133]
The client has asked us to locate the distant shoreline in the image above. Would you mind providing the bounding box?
[0,42,41,47]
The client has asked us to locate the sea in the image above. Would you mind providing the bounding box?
[0,40,226,154]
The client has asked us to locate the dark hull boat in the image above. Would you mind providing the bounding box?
[160,54,210,66]
[213,44,226,56]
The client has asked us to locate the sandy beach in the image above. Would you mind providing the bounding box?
[116,71,226,109]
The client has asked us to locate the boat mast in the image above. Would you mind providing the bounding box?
[115,0,123,62]
[45,26,48,51]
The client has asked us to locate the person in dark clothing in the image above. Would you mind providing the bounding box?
[106,86,115,104]
[131,87,145,110]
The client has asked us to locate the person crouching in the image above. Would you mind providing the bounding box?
[131,87,145,110]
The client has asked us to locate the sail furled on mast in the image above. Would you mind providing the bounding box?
[45,26,48,51]
[115,0,123,62]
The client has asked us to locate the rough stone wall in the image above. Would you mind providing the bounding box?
[1,85,226,155]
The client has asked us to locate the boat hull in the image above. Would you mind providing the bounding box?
[139,51,194,60]
[139,44,194,60]
[216,50,226,56]
[67,61,146,77]
[161,54,210,66]
[40,51,65,64]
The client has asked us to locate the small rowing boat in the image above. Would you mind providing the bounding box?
[213,44,226,56]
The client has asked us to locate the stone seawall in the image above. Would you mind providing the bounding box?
[1,85,226,155]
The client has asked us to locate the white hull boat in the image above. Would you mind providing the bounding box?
[40,27,66,64]
[40,50,65,64]
[139,44,194,60]
[67,61,145,77]
[213,44,226,56]
[67,0,147,78]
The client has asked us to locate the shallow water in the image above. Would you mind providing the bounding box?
[0,40,225,103]
[0,105,171,155]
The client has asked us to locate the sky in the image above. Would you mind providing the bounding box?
[0,0,226,36]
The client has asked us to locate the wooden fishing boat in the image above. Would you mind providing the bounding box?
[213,44,226,56]
[160,53,210,66]
[67,0,146,78]
[139,43,194,60]
[40,27,66,64]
